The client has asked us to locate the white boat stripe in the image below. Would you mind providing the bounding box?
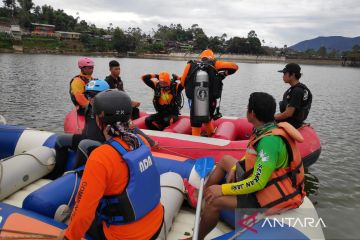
[142,129,230,146]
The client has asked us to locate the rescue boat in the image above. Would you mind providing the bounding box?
[0,124,325,239]
[64,109,321,168]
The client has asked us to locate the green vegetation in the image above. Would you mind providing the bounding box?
[22,35,64,50]
[0,32,13,48]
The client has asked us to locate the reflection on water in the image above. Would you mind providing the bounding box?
[1,53,360,238]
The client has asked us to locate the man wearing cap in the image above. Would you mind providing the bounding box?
[275,63,312,128]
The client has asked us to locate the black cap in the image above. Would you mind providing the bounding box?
[278,63,301,74]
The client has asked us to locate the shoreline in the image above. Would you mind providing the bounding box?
[0,49,347,66]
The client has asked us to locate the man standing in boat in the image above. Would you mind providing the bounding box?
[69,57,95,115]
[275,63,312,128]
[58,90,164,240]
[190,92,305,240]
[105,60,141,119]
[141,71,183,130]
[180,49,238,136]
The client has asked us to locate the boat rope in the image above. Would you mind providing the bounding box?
[0,152,55,167]
[157,147,195,159]
[161,185,186,196]
[0,152,55,188]
[0,228,57,239]
[159,145,247,151]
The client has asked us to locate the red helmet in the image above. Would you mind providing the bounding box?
[78,57,94,69]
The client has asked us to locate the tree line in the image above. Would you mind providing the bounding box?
[1,0,266,54]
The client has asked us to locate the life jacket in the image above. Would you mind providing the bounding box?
[96,136,161,225]
[279,83,312,126]
[184,59,223,100]
[153,80,182,115]
[244,122,306,215]
[69,75,91,106]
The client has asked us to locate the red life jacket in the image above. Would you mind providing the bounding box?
[245,122,306,215]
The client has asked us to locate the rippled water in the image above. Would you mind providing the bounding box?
[1,53,360,238]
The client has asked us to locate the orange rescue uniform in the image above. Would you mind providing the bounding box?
[64,137,164,240]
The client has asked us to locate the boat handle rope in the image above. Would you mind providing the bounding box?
[160,185,186,196]
[157,147,195,160]
[0,228,57,239]
[159,145,247,151]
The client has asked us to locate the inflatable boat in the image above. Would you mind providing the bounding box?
[64,109,321,168]
[0,124,325,239]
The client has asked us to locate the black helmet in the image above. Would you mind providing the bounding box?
[93,90,132,124]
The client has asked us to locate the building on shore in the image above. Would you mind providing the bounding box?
[10,25,22,40]
[31,23,56,37]
[55,31,81,40]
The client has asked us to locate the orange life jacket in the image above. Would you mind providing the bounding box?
[244,122,306,215]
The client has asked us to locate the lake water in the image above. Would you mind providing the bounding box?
[1,53,360,239]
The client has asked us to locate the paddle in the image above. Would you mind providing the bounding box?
[192,157,215,240]
[0,115,6,124]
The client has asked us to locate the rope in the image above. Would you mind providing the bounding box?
[0,153,55,167]
[157,147,194,159]
[159,145,247,151]
[0,229,57,239]
[160,185,186,196]
[0,152,55,190]
[68,172,78,206]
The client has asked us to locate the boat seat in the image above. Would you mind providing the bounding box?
[164,118,191,134]
[213,121,237,141]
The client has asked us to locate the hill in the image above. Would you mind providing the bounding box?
[290,36,360,52]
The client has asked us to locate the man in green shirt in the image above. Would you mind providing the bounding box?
[193,92,304,240]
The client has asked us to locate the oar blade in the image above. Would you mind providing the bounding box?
[194,157,215,178]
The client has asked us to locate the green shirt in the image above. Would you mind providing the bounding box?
[221,122,289,195]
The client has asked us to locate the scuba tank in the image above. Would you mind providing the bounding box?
[193,70,210,121]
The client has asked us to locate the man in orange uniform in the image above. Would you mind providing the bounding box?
[141,71,183,130]
[58,90,164,240]
[180,49,238,136]
[70,57,95,115]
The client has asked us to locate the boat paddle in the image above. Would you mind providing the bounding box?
[192,157,215,240]
[0,115,6,125]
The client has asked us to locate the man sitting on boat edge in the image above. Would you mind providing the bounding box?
[275,63,313,129]
[186,92,306,240]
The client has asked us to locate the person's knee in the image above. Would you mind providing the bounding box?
[55,134,73,149]
[205,198,223,212]
[78,140,100,152]
[145,116,152,126]
[219,155,238,171]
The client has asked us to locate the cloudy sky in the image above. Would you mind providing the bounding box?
[33,0,360,47]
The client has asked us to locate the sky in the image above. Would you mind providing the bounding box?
[32,0,360,47]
